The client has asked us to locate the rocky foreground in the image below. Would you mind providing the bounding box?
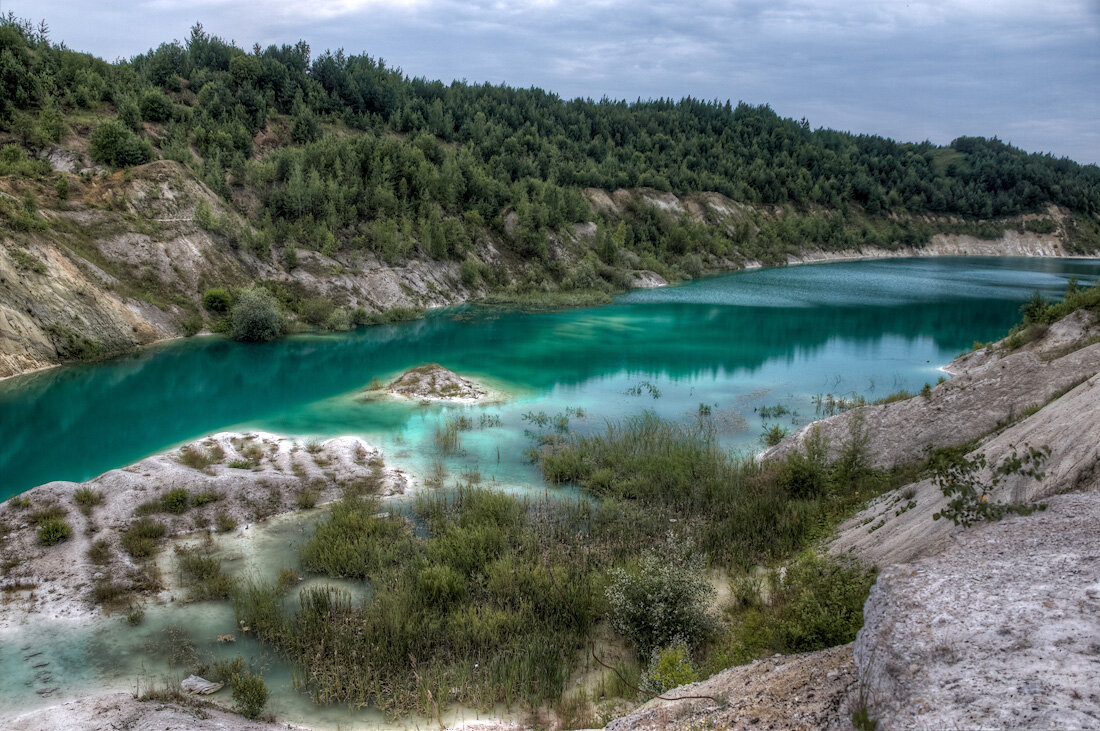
[0,431,407,629]
[622,310,1100,730]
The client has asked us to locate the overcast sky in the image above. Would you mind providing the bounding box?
[7,0,1099,164]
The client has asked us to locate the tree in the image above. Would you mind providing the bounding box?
[139,89,172,122]
[88,120,153,167]
[231,287,282,342]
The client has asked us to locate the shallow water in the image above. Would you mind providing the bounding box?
[3,256,1099,498]
[2,256,1100,727]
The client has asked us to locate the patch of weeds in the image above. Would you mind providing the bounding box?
[214,511,237,533]
[179,444,225,470]
[37,517,73,546]
[192,490,221,508]
[122,518,167,558]
[176,547,235,600]
[74,487,104,515]
[295,486,320,510]
[87,538,112,564]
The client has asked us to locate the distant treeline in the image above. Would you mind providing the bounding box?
[2,15,1099,273]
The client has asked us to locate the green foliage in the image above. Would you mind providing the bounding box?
[122,517,167,557]
[233,487,601,716]
[73,486,104,514]
[711,552,876,667]
[201,287,232,314]
[139,89,172,122]
[761,423,788,446]
[87,538,112,564]
[53,176,69,200]
[639,640,700,696]
[176,547,235,599]
[931,444,1049,526]
[227,664,268,720]
[88,120,153,167]
[231,287,282,342]
[37,516,72,546]
[299,497,413,578]
[161,487,190,514]
[539,413,893,570]
[605,534,717,658]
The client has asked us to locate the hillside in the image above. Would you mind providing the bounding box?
[1,15,1100,379]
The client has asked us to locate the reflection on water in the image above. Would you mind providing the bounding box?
[2,256,1097,496]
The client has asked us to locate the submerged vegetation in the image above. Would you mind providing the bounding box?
[209,410,922,721]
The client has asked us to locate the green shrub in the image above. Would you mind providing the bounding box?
[176,548,235,599]
[712,552,876,667]
[215,511,237,533]
[761,423,788,447]
[161,488,190,514]
[74,487,104,510]
[122,518,167,557]
[202,287,232,314]
[299,497,414,578]
[89,120,153,167]
[139,89,172,122]
[229,666,268,719]
[931,444,1049,527]
[294,487,319,510]
[324,308,351,331]
[460,258,481,288]
[640,640,700,696]
[605,534,716,658]
[37,517,72,546]
[231,287,282,342]
[299,296,335,327]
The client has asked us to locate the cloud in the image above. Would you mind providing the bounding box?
[7,0,1099,162]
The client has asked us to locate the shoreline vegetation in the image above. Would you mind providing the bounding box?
[2,248,1096,385]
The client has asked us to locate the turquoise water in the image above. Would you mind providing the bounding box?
[2,256,1100,498]
[3,255,1100,728]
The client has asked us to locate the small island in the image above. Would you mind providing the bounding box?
[382,364,489,402]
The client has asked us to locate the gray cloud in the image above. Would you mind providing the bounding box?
[9,0,1099,163]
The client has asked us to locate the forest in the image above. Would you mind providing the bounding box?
[2,15,1100,280]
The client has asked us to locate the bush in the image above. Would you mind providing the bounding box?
[88,538,112,564]
[324,308,351,331]
[139,89,172,122]
[299,497,413,578]
[89,120,153,167]
[605,533,716,658]
[202,287,232,314]
[229,666,268,720]
[122,518,167,557]
[931,444,1049,527]
[714,552,876,665]
[74,487,104,510]
[231,287,282,342]
[299,296,334,327]
[37,517,73,546]
[640,640,700,696]
[460,258,481,288]
[161,488,190,514]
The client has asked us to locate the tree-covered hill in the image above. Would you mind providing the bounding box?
[1,12,1099,358]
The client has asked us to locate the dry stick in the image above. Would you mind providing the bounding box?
[544,563,719,706]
